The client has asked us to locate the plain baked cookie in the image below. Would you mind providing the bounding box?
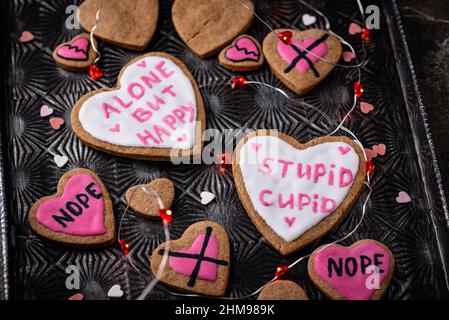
[172,0,254,58]
[263,28,342,95]
[28,168,115,247]
[219,35,264,71]
[232,130,366,255]
[258,280,308,300]
[308,240,395,300]
[150,221,230,296]
[52,33,98,72]
[78,0,159,51]
[71,52,206,161]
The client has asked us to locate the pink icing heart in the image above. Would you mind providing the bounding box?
[349,23,363,35]
[284,216,296,227]
[396,191,411,204]
[169,233,220,282]
[372,144,386,156]
[364,148,377,160]
[19,31,34,43]
[360,102,374,114]
[109,124,121,133]
[36,174,106,236]
[342,51,356,62]
[313,242,392,300]
[338,146,351,156]
[57,38,89,61]
[277,37,328,74]
[225,37,260,62]
[50,118,65,130]
[40,105,54,117]
[251,143,262,152]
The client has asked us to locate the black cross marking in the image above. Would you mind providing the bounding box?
[284,33,329,78]
[159,226,228,287]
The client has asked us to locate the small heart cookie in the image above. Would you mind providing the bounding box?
[233,130,365,255]
[258,280,308,300]
[263,29,342,95]
[219,35,264,71]
[71,52,205,160]
[125,178,175,218]
[151,221,230,296]
[28,168,115,247]
[308,240,395,300]
[53,34,98,71]
[172,0,254,58]
[78,0,159,51]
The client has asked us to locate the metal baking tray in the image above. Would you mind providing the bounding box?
[1,0,448,300]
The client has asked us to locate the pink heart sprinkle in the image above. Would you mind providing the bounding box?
[40,105,54,117]
[349,23,363,35]
[284,217,296,227]
[109,124,120,133]
[396,191,412,204]
[342,51,356,62]
[19,31,34,43]
[68,293,84,301]
[251,143,262,152]
[50,118,65,130]
[338,146,351,156]
[364,148,377,160]
[177,133,187,142]
[372,144,386,156]
[360,102,375,114]
[137,60,147,68]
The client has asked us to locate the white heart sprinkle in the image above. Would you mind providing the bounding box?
[107,284,124,298]
[54,155,69,168]
[302,14,317,26]
[200,191,215,205]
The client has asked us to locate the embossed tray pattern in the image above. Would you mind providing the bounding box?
[1,0,449,300]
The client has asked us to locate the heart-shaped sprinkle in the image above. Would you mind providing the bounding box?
[40,105,54,117]
[19,31,34,43]
[302,14,317,26]
[396,191,412,204]
[360,102,375,114]
[364,148,377,161]
[342,51,356,62]
[309,240,394,300]
[251,143,262,152]
[349,22,364,35]
[338,146,351,155]
[200,191,215,205]
[372,144,386,156]
[54,155,69,168]
[68,293,84,300]
[50,118,65,130]
[109,124,120,133]
[284,217,296,227]
[107,284,124,298]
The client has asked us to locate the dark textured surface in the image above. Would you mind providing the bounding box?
[1,0,449,300]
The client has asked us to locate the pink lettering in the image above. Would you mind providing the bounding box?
[298,193,311,211]
[131,108,153,123]
[162,85,176,97]
[259,189,274,207]
[102,102,121,119]
[259,157,273,176]
[136,130,159,146]
[297,163,311,179]
[155,61,175,78]
[140,72,161,89]
[173,108,186,124]
[180,102,195,122]
[278,160,294,178]
[339,167,354,188]
[162,115,177,131]
[313,163,327,183]
[113,96,133,109]
[154,125,171,143]
[128,82,145,100]
[146,95,166,111]
[320,197,337,213]
[279,193,294,209]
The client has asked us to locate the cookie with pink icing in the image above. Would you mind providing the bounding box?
[71,52,205,160]
[308,240,395,300]
[52,34,98,71]
[233,130,366,255]
[219,35,264,71]
[263,29,342,95]
[28,168,115,247]
[150,221,230,296]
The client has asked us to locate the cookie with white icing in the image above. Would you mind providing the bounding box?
[71,52,206,161]
[232,130,366,255]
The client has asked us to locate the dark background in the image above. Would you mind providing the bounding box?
[398,0,449,194]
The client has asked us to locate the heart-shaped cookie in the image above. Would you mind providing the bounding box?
[258,280,308,300]
[78,0,159,51]
[151,221,230,296]
[53,34,97,71]
[263,29,342,95]
[219,35,264,71]
[233,130,365,255]
[28,168,115,247]
[172,0,254,58]
[125,178,174,218]
[308,240,395,300]
[71,52,205,160]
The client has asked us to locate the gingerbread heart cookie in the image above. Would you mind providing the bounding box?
[78,0,159,51]
[52,34,97,71]
[258,280,308,300]
[71,52,205,160]
[28,168,115,247]
[233,130,365,255]
[172,0,254,58]
[263,29,342,95]
[308,240,395,300]
[151,221,230,296]
[219,35,264,71]
[125,178,174,218]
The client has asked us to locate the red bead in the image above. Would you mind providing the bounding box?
[354,82,364,98]
[275,265,289,278]
[118,239,130,255]
[277,31,293,45]
[361,28,371,40]
[89,65,103,80]
[365,160,375,174]
[230,76,247,89]
[159,208,173,225]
